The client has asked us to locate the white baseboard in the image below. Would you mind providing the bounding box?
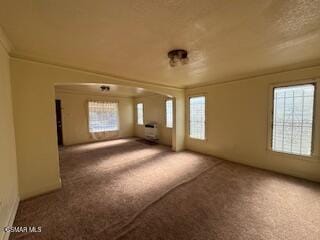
[2,195,19,240]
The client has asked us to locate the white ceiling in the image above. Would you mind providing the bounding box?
[55,84,156,98]
[1,0,320,88]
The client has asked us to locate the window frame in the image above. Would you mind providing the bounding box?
[165,98,173,128]
[87,100,120,133]
[268,79,319,159]
[136,102,144,126]
[188,94,207,141]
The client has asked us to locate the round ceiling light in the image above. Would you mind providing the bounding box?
[100,85,110,92]
[168,49,189,67]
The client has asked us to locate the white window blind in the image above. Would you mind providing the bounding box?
[272,84,315,156]
[166,99,173,128]
[137,103,144,125]
[189,96,206,140]
[88,101,119,133]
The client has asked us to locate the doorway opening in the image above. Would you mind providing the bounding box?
[55,99,64,146]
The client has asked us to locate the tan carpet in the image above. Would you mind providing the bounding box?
[10,138,320,240]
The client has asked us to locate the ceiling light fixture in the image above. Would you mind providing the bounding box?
[100,85,110,92]
[168,49,189,67]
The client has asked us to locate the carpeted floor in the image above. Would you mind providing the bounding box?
[10,138,320,240]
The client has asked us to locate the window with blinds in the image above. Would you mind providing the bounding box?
[88,101,119,133]
[189,96,206,140]
[137,103,144,125]
[272,84,315,156]
[166,99,173,128]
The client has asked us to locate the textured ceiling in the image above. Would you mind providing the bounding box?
[55,84,155,97]
[1,0,320,88]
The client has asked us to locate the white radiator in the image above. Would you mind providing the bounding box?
[144,122,158,141]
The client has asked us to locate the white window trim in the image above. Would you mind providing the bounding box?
[267,79,320,161]
[136,102,144,126]
[165,98,173,128]
[187,94,207,141]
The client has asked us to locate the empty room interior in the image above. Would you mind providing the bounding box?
[1,1,320,239]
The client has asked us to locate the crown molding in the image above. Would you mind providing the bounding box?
[9,48,320,92]
[186,61,320,89]
[55,88,136,98]
[132,93,163,99]
[56,87,159,99]
[0,27,13,53]
[10,53,184,92]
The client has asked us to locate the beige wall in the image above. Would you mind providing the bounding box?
[11,61,62,200]
[10,58,184,199]
[134,95,172,146]
[11,50,320,205]
[0,41,19,238]
[173,94,185,151]
[55,91,134,145]
[186,66,320,182]
[8,54,320,207]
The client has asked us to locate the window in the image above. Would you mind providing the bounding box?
[137,103,144,125]
[272,84,315,156]
[88,101,119,133]
[166,99,173,128]
[189,96,206,140]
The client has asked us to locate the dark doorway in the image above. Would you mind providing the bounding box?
[55,99,63,146]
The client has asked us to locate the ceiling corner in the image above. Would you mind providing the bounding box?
[0,26,14,53]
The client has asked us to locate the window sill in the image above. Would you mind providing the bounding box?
[267,149,320,162]
[89,130,119,133]
[189,136,207,142]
